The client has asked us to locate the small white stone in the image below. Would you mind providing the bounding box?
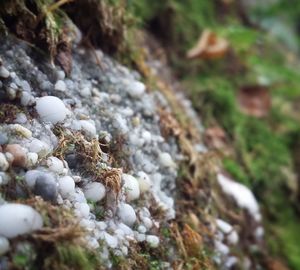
[137,225,147,234]
[58,176,75,198]
[142,217,153,230]
[215,240,229,255]
[136,171,152,193]
[216,219,232,234]
[227,230,239,245]
[79,120,97,138]
[127,81,145,98]
[0,66,10,78]
[83,182,106,202]
[56,70,65,80]
[47,156,64,174]
[96,221,107,230]
[0,203,43,238]
[35,96,67,124]
[29,139,50,157]
[118,203,136,227]
[0,153,9,171]
[54,80,66,92]
[122,174,140,201]
[146,235,160,248]
[136,233,146,242]
[80,87,91,97]
[0,172,10,185]
[21,91,34,106]
[75,202,90,218]
[14,113,27,124]
[26,152,38,167]
[0,236,10,255]
[141,131,152,143]
[158,152,176,168]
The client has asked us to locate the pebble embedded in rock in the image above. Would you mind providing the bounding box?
[83,182,106,202]
[0,236,9,255]
[117,203,136,227]
[4,144,27,167]
[58,176,75,198]
[136,171,152,193]
[35,96,67,124]
[122,174,140,201]
[54,80,66,92]
[0,203,43,238]
[146,235,160,248]
[0,133,8,145]
[34,173,58,202]
[47,156,64,174]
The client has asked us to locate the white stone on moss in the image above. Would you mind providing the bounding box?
[35,96,67,124]
[146,235,160,248]
[122,174,140,201]
[83,182,106,202]
[0,203,43,238]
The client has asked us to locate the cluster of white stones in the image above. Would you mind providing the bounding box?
[0,36,178,267]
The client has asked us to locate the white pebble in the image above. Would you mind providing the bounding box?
[26,152,38,167]
[158,152,176,168]
[58,176,75,198]
[138,225,147,234]
[136,171,152,193]
[127,81,145,98]
[75,202,90,218]
[122,174,140,201]
[118,203,136,227]
[0,236,10,255]
[136,233,146,242]
[29,139,50,157]
[141,131,152,143]
[0,66,10,78]
[83,182,106,202]
[79,120,97,138]
[146,235,160,248]
[47,156,64,174]
[0,203,43,238]
[227,230,239,245]
[0,153,9,171]
[54,80,66,92]
[35,96,67,124]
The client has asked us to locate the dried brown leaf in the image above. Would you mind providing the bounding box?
[237,85,271,117]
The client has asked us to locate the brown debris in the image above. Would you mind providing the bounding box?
[204,126,227,150]
[237,85,271,117]
[187,30,229,60]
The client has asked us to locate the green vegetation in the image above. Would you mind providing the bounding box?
[127,0,300,269]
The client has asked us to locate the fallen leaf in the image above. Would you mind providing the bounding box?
[237,85,271,117]
[187,30,229,60]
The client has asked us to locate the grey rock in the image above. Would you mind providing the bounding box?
[34,173,58,202]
